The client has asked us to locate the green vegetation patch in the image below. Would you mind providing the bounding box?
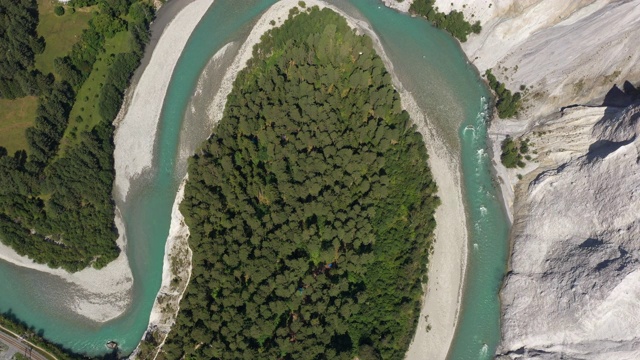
[0,97,38,155]
[500,136,530,168]
[485,69,522,119]
[62,30,132,150]
[34,0,96,78]
[163,7,439,360]
[53,5,64,16]
[410,0,481,42]
[0,0,47,99]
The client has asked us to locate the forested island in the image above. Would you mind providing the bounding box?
[162,6,439,360]
[0,0,154,271]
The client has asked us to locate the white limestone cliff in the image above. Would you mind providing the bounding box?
[497,103,640,359]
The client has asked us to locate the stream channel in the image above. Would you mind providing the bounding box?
[0,1,509,358]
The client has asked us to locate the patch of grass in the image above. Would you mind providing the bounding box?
[573,78,585,95]
[104,29,132,54]
[0,96,38,154]
[602,70,621,84]
[34,0,96,77]
[60,31,132,151]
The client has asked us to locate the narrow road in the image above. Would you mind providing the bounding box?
[0,327,52,360]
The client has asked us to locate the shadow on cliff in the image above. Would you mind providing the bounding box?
[585,81,640,161]
[602,80,640,107]
[560,81,639,114]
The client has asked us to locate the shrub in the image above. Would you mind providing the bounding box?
[500,136,521,168]
[54,5,65,16]
[501,136,533,168]
[409,0,480,42]
[485,69,522,118]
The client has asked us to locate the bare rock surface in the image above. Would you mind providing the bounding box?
[390,0,640,121]
[497,103,640,359]
[381,0,411,13]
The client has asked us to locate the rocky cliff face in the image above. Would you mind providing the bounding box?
[465,2,640,358]
[497,103,640,359]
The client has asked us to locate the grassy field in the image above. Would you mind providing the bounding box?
[34,0,96,77]
[1,2,96,155]
[0,97,38,154]
[60,31,132,151]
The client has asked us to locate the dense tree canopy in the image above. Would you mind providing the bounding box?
[163,7,439,360]
[500,135,530,169]
[0,0,48,99]
[410,0,481,42]
[0,0,154,271]
[485,69,522,119]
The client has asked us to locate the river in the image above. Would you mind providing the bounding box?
[0,1,509,358]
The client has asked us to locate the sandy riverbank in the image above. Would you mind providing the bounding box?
[363,3,470,359]
[132,40,237,359]
[0,209,132,322]
[401,106,468,360]
[113,0,215,201]
[151,176,192,334]
[130,176,192,360]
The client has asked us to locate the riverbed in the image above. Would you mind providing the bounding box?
[0,1,509,358]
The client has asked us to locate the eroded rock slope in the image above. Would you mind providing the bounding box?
[498,103,640,359]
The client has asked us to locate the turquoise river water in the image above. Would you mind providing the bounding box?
[0,1,509,358]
